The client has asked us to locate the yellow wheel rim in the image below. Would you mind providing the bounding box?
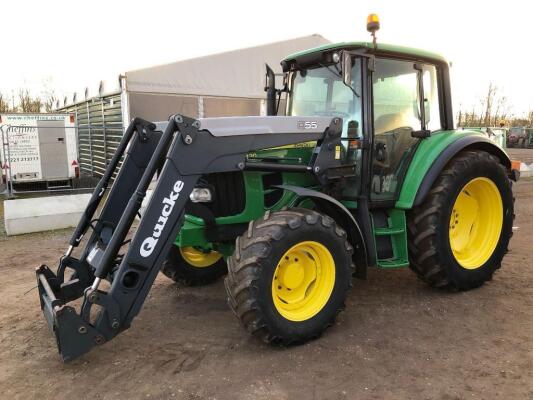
[180,247,222,268]
[272,241,335,322]
[449,177,503,269]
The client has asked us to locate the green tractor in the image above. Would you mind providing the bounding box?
[162,22,516,342]
[36,16,517,360]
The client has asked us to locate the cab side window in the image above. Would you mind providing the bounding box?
[371,59,442,201]
[423,65,442,132]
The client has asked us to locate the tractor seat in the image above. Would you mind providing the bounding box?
[374,113,410,135]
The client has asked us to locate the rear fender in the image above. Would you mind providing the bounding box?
[397,133,513,209]
[414,136,512,207]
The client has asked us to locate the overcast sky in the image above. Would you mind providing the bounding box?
[1,0,531,116]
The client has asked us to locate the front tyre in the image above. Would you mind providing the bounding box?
[407,151,514,290]
[225,209,354,344]
[161,245,227,286]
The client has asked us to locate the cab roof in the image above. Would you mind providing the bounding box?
[283,41,447,66]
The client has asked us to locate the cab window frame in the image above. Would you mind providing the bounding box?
[368,56,444,204]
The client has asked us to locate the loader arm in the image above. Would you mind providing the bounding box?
[36,114,344,361]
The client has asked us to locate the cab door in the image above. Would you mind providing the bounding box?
[370,58,442,203]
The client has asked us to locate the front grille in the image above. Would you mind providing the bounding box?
[202,172,246,217]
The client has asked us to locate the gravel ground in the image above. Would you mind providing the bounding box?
[508,148,533,164]
[0,180,532,400]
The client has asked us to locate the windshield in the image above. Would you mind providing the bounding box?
[287,58,362,136]
[287,58,363,198]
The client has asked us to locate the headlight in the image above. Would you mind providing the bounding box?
[189,187,212,203]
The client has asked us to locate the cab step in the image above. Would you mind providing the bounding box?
[374,227,404,236]
[372,209,410,269]
[377,258,409,268]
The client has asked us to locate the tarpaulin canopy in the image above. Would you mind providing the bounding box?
[125,35,330,99]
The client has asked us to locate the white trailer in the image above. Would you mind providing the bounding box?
[0,113,78,186]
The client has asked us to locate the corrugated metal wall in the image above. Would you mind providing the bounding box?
[58,93,123,177]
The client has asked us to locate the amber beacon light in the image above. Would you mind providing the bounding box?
[366,14,380,32]
[367,13,380,48]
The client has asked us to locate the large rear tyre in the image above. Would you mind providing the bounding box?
[407,151,514,291]
[161,245,227,286]
[225,209,354,344]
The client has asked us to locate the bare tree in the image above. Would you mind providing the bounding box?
[491,95,510,126]
[0,92,10,112]
[18,89,43,112]
[456,83,520,128]
[526,110,533,127]
[41,78,57,112]
[457,108,463,127]
[482,83,497,126]
[43,90,57,113]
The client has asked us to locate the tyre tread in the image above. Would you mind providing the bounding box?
[225,208,354,344]
[407,150,514,291]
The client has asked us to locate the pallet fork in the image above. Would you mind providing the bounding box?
[36,114,345,361]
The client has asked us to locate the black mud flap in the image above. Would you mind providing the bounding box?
[37,265,103,362]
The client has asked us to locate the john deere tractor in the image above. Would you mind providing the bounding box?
[36,16,516,361]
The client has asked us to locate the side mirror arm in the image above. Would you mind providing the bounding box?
[265,64,277,116]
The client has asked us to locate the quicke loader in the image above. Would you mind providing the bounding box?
[37,16,517,361]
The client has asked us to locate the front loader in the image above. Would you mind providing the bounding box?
[37,16,517,361]
[37,114,351,360]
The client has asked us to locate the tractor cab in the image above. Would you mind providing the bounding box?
[276,38,454,204]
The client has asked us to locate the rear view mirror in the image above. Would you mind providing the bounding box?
[342,52,352,87]
[424,99,431,125]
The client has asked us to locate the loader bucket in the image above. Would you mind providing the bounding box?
[37,265,101,361]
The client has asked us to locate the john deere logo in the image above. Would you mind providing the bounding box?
[140,180,185,258]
